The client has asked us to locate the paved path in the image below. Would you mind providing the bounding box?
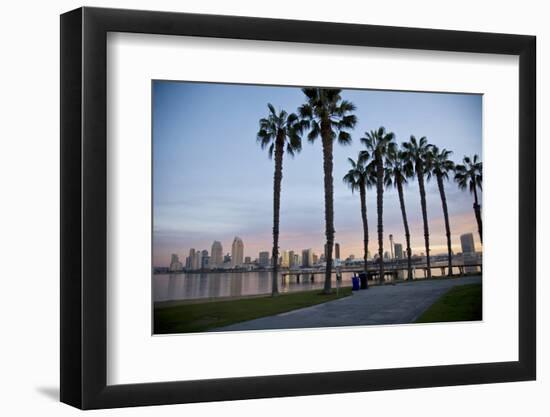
[213,275,482,332]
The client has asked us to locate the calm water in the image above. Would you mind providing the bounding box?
[153,264,480,302]
[154,271,354,302]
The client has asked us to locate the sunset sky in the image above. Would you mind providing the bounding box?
[152,81,482,267]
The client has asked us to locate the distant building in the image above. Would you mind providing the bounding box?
[288,250,295,267]
[460,233,475,254]
[335,243,340,260]
[244,256,251,264]
[231,236,244,267]
[201,250,210,269]
[258,251,270,267]
[312,253,318,265]
[294,253,301,267]
[169,254,183,272]
[281,251,290,268]
[186,248,197,269]
[460,233,477,272]
[210,241,223,267]
[194,250,202,270]
[394,243,404,259]
[302,249,314,267]
[384,251,390,260]
[223,253,231,265]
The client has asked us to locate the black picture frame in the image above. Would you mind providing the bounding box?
[60,6,536,410]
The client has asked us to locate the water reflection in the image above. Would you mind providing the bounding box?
[153,264,481,302]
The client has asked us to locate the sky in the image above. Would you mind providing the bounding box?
[152,81,482,267]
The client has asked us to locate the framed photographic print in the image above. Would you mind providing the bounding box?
[60,6,536,410]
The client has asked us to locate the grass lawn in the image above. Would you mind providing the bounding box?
[154,287,352,334]
[415,283,482,323]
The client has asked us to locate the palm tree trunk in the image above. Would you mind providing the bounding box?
[417,163,432,279]
[397,179,412,280]
[321,125,334,294]
[376,154,384,284]
[271,134,285,296]
[359,182,369,274]
[473,184,482,243]
[437,174,453,276]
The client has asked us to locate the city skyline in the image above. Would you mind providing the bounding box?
[164,234,481,270]
[153,81,482,267]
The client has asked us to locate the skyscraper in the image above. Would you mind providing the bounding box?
[302,249,313,267]
[169,254,183,272]
[210,241,223,267]
[231,236,244,267]
[394,243,404,259]
[281,251,290,268]
[288,250,295,267]
[460,233,477,272]
[258,251,270,267]
[187,248,196,269]
[194,250,202,270]
[201,249,209,269]
[460,233,475,254]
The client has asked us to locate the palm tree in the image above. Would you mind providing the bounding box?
[299,89,357,293]
[343,155,374,274]
[454,155,483,243]
[402,135,433,279]
[385,145,414,280]
[427,146,455,276]
[360,127,396,284]
[257,103,305,295]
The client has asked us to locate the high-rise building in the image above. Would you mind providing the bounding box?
[281,251,290,268]
[231,236,244,267]
[394,243,404,259]
[288,250,295,267]
[335,243,340,260]
[460,233,477,272]
[384,251,390,260]
[244,256,251,264]
[210,241,223,267]
[460,233,475,254]
[169,254,183,272]
[258,251,270,267]
[187,248,196,269]
[200,250,209,269]
[294,253,301,267]
[312,253,318,265]
[194,250,202,270]
[302,249,314,267]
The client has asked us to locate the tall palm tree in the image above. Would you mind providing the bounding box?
[299,88,357,293]
[257,103,305,295]
[454,154,483,243]
[402,135,433,279]
[360,127,396,284]
[385,145,414,280]
[343,155,374,274]
[427,146,455,276]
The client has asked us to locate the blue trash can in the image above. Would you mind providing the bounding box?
[352,276,360,291]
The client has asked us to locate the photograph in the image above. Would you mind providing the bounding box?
[152,81,483,335]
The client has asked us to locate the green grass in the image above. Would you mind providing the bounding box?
[415,283,482,323]
[154,288,352,334]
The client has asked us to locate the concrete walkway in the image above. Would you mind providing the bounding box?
[213,275,482,332]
